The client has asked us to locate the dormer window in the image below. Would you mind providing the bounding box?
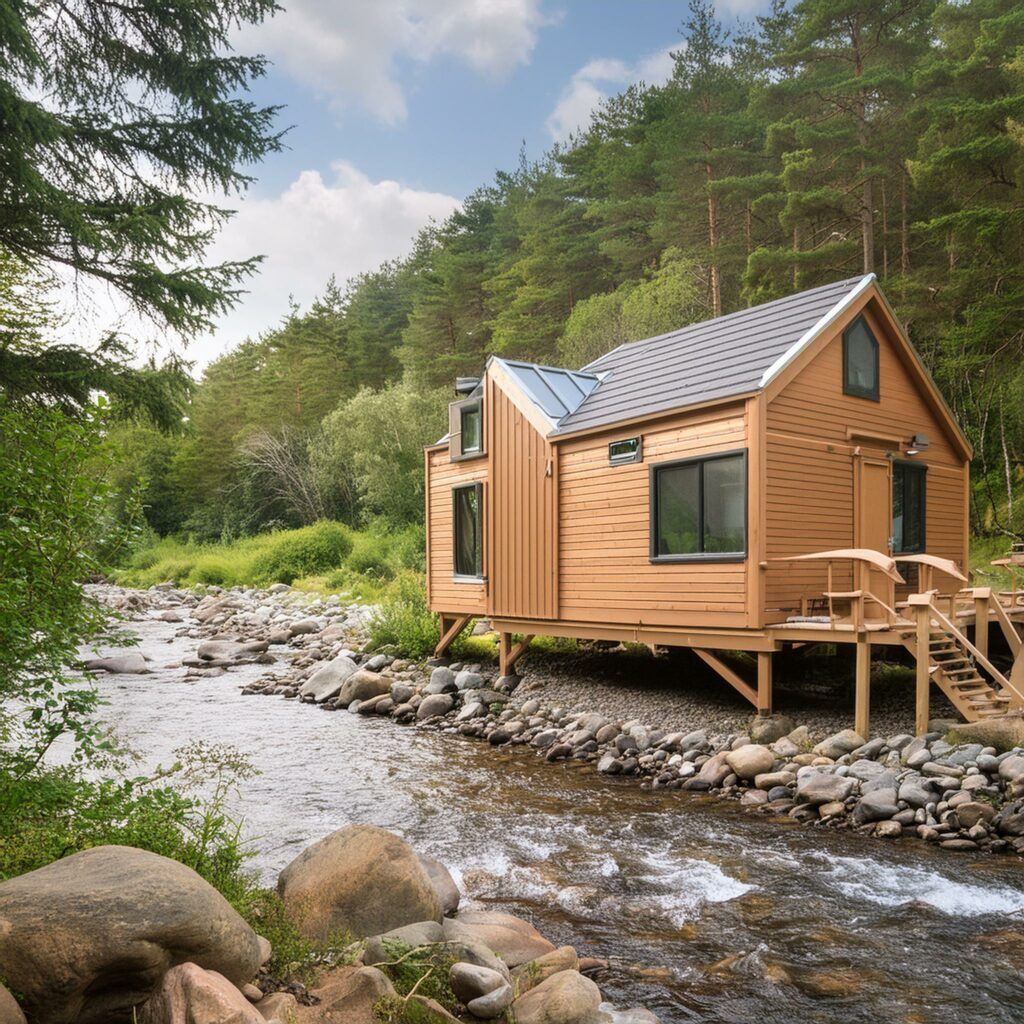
[843,315,879,400]
[450,396,485,461]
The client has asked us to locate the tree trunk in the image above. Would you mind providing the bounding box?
[705,161,721,317]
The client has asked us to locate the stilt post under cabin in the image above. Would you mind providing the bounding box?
[855,637,871,739]
[757,651,773,717]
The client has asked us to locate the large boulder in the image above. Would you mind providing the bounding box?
[510,970,601,1024]
[337,669,391,706]
[417,693,455,720]
[511,947,579,996]
[443,911,555,968]
[278,825,442,941]
[299,655,358,702]
[363,921,446,966]
[725,745,774,781]
[0,985,25,1024]
[136,964,263,1024]
[0,846,260,1024]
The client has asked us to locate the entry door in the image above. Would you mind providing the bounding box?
[857,458,892,611]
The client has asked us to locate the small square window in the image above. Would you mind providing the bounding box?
[461,404,482,454]
[609,436,642,465]
[843,316,880,400]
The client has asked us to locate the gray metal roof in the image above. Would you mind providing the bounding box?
[492,358,599,424]
[550,275,873,435]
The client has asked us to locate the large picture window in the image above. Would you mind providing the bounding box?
[893,461,926,554]
[453,483,483,579]
[651,451,746,561]
[843,315,880,400]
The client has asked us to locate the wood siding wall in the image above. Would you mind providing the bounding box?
[425,446,488,615]
[764,301,969,617]
[486,376,558,620]
[556,404,751,628]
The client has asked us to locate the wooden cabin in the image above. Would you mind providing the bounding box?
[425,275,1024,736]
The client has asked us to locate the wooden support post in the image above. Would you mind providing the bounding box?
[974,593,989,664]
[855,636,871,739]
[434,613,471,659]
[915,604,930,736]
[498,633,534,677]
[757,651,773,717]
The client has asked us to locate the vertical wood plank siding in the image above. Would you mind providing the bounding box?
[556,404,750,627]
[425,446,488,614]
[487,376,558,619]
[764,303,969,617]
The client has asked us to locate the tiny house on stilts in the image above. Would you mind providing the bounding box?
[424,275,1024,737]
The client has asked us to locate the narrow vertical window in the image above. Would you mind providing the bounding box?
[453,483,483,578]
[843,315,880,400]
[893,462,926,553]
[460,403,482,454]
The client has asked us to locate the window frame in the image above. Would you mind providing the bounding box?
[842,314,880,401]
[450,397,485,462]
[452,481,484,581]
[608,436,643,466]
[649,448,748,564]
[892,459,927,555]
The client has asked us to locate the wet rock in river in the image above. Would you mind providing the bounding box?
[444,911,555,969]
[338,669,390,706]
[419,853,461,916]
[852,788,899,824]
[298,655,358,702]
[418,693,455,720]
[796,772,856,806]
[82,652,149,674]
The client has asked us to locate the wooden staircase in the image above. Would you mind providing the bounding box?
[901,595,1024,723]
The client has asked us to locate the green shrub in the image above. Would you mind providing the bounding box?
[390,524,426,572]
[348,534,395,580]
[187,555,237,586]
[250,521,353,585]
[367,572,439,658]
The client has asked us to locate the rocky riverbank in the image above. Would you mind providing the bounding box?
[0,824,650,1024]
[89,584,1024,857]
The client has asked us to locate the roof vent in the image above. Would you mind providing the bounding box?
[455,377,480,396]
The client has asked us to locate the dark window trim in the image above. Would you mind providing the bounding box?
[452,481,484,581]
[892,459,927,555]
[842,313,880,401]
[649,448,748,564]
[451,397,486,463]
[609,436,643,466]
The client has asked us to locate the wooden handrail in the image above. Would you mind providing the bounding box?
[989,593,1022,655]
[928,602,1024,707]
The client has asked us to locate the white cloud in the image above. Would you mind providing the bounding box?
[46,163,461,369]
[545,45,675,143]
[195,162,461,362]
[240,0,550,124]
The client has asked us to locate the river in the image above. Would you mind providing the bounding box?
[88,612,1024,1024]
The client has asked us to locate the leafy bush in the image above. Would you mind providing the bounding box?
[367,572,440,658]
[249,521,354,584]
[390,524,426,572]
[347,533,395,580]
[187,555,238,586]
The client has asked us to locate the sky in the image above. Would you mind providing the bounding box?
[122,1,771,370]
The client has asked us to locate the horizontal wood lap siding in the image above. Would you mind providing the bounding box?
[488,376,557,619]
[426,447,487,615]
[557,405,750,627]
[764,302,968,616]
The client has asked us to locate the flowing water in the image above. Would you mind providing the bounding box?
[88,613,1024,1024]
